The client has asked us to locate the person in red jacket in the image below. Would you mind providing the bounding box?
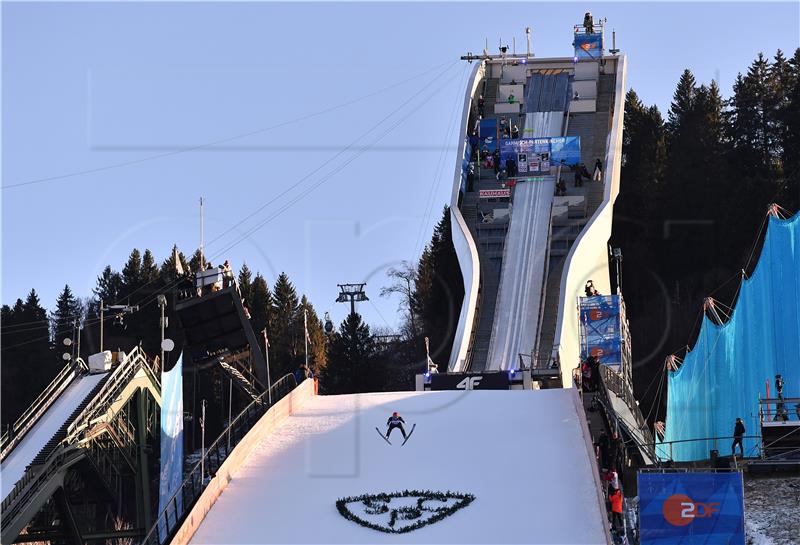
[609,488,623,531]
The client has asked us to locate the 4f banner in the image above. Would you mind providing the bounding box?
[638,472,745,545]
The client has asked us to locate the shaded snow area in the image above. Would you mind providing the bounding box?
[744,476,800,545]
[1,371,106,499]
[190,389,608,544]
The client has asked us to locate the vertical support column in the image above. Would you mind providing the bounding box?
[136,390,152,530]
[54,486,83,545]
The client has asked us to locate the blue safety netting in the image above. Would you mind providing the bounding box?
[659,212,800,461]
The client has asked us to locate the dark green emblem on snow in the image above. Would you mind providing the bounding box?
[336,490,475,534]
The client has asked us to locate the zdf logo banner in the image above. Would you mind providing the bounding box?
[638,472,744,545]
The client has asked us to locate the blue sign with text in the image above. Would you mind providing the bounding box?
[580,295,622,365]
[638,472,745,545]
[574,33,603,59]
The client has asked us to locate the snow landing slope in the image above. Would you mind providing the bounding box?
[190,389,608,544]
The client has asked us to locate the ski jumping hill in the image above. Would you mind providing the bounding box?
[188,388,609,544]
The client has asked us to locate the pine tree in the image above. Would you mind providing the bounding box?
[93,266,123,304]
[297,295,327,374]
[249,273,272,336]
[667,69,696,137]
[415,207,463,365]
[121,249,143,297]
[321,313,376,394]
[50,285,84,349]
[271,272,300,377]
[238,263,253,304]
[159,245,190,279]
[188,249,203,273]
[780,48,800,210]
[141,249,159,284]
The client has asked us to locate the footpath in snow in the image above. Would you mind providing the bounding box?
[190,389,608,544]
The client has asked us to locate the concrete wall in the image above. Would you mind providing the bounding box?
[570,389,614,545]
[169,379,316,545]
[555,55,627,388]
[448,62,484,372]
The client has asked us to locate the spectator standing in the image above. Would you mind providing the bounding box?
[511,124,520,139]
[574,167,583,187]
[477,95,485,117]
[731,418,745,457]
[583,12,595,34]
[593,159,603,181]
[609,488,623,531]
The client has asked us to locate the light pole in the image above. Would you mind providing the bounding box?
[200,399,207,481]
[157,295,168,366]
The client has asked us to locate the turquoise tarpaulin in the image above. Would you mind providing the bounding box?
[660,212,800,461]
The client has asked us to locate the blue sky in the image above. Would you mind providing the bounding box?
[2,2,798,331]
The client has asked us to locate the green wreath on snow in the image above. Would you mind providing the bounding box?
[336,489,476,534]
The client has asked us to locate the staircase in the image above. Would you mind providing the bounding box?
[219,349,263,401]
[536,72,617,367]
[29,375,110,466]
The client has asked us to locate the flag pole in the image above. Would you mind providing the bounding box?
[263,328,272,405]
[304,308,309,374]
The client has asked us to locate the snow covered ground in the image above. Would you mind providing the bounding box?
[1,371,107,499]
[744,475,800,545]
[190,389,609,544]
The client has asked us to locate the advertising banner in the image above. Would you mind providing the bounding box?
[460,139,472,194]
[479,189,511,199]
[500,138,551,175]
[549,136,581,167]
[574,33,603,59]
[638,472,745,545]
[479,118,498,153]
[579,295,621,365]
[158,353,184,540]
[430,372,509,390]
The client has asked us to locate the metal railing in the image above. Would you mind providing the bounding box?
[599,365,650,439]
[1,446,85,532]
[141,373,298,545]
[1,361,81,460]
[759,397,800,423]
[66,347,158,443]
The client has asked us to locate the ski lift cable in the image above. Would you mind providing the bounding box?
[2,59,457,191]
[7,62,464,328]
[208,67,466,261]
[206,61,462,249]
[409,63,471,262]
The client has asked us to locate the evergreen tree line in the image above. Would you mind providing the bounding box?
[320,206,464,395]
[611,49,800,423]
[1,247,328,427]
[2,207,464,420]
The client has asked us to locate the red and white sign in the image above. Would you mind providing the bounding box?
[479,189,511,199]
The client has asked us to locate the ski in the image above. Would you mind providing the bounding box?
[401,424,416,446]
[375,427,392,445]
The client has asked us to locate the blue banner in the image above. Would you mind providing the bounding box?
[580,295,621,365]
[639,472,745,545]
[479,118,497,153]
[158,353,184,539]
[460,139,472,194]
[550,136,581,167]
[574,33,603,59]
